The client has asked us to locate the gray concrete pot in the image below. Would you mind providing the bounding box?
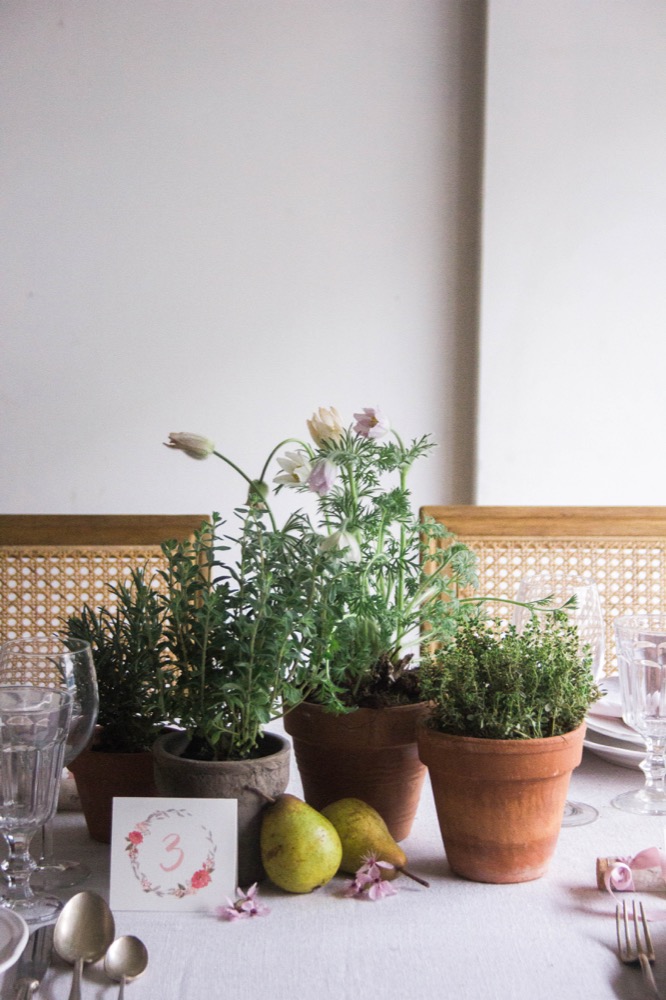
[152,730,290,886]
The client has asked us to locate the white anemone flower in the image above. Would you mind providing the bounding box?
[319,528,362,564]
[273,450,312,487]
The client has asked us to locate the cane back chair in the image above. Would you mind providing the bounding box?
[421,506,666,676]
[0,514,208,642]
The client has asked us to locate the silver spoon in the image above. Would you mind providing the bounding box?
[104,936,149,1000]
[53,891,115,1000]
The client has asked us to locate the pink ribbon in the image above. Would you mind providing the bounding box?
[604,848,666,919]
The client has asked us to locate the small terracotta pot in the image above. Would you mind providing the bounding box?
[69,747,157,843]
[152,730,290,886]
[283,701,430,841]
[417,721,586,884]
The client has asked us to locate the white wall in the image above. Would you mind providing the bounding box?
[477,0,666,504]
[1,1,484,518]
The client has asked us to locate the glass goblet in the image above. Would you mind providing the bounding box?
[612,613,666,815]
[0,685,72,923]
[0,636,99,887]
[513,570,605,827]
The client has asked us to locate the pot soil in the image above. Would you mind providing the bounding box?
[417,721,586,884]
[283,701,430,842]
[152,730,290,886]
[69,747,157,844]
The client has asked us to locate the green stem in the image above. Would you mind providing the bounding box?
[258,438,312,482]
[458,595,574,615]
[212,450,278,532]
[390,429,407,451]
[395,464,408,625]
[212,449,254,486]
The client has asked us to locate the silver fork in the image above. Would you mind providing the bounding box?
[616,899,662,998]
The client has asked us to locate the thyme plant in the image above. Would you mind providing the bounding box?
[419,613,602,740]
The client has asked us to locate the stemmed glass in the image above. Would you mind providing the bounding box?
[612,613,666,815]
[0,685,72,923]
[0,636,99,887]
[513,570,605,827]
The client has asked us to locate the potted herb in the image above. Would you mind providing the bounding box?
[150,511,337,884]
[166,408,480,840]
[66,566,166,841]
[417,613,602,883]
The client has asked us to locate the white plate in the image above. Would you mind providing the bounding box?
[0,909,29,973]
[585,713,643,745]
[589,674,623,719]
[584,730,646,770]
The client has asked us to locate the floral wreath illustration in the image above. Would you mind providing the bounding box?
[125,808,216,898]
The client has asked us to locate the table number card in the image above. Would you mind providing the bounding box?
[110,797,237,912]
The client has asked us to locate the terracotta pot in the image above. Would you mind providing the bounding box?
[283,701,430,842]
[152,730,290,886]
[417,721,586,884]
[69,746,157,844]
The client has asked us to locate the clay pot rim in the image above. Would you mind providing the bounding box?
[70,746,154,763]
[417,719,586,755]
[287,700,431,717]
[284,699,432,749]
[152,729,290,769]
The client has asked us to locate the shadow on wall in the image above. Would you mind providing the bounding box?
[445,0,486,505]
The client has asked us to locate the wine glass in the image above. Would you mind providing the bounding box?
[612,613,666,815]
[0,685,72,923]
[0,636,99,887]
[513,570,605,826]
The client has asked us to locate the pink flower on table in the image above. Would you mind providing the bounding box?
[307,459,338,497]
[215,883,270,921]
[127,830,143,845]
[353,407,390,440]
[366,876,398,901]
[307,406,344,447]
[164,432,215,460]
[191,868,211,890]
[343,854,397,901]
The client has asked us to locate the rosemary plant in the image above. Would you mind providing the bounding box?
[66,566,167,753]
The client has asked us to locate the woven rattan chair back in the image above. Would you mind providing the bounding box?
[421,506,666,676]
[0,514,208,642]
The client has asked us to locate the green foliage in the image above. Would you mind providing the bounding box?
[166,409,572,724]
[419,613,602,740]
[277,428,480,710]
[66,512,339,761]
[158,511,338,760]
[66,567,167,753]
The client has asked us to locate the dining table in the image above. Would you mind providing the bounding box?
[1,726,665,1000]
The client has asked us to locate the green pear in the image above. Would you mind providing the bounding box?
[260,793,342,893]
[321,798,406,879]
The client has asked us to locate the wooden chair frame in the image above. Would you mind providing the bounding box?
[421,506,666,674]
[0,514,208,641]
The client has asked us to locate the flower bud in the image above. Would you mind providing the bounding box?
[247,480,270,506]
[308,459,338,497]
[164,432,215,460]
[306,406,344,447]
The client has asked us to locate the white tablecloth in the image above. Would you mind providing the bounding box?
[2,735,665,1000]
